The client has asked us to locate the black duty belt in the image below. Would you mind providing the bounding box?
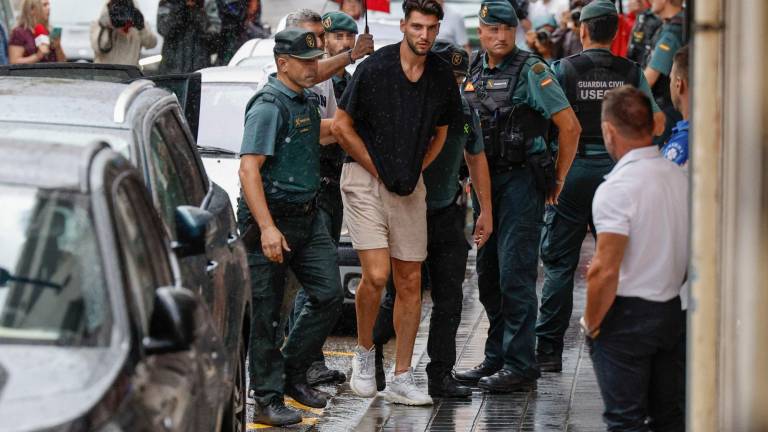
[489,161,526,175]
[268,199,316,218]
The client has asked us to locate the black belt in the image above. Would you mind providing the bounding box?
[268,199,316,217]
[489,161,526,174]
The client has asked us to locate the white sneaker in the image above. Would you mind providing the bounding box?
[350,345,377,397]
[383,368,433,406]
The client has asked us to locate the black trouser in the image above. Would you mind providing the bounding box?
[589,296,684,432]
[372,203,470,380]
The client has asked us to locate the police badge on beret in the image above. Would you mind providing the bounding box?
[452,52,463,66]
[481,5,489,18]
[323,17,332,30]
[306,34,316,48]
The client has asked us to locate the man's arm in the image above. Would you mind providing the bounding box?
[319,118,335,145]
[238,155,290,263]
[550,107,581,204]
[316,34,374,84]
[644,66,662,89]
[584,232,629,332]
[465,151,493,247]
[422,125,449,170]
[331,108,378,178]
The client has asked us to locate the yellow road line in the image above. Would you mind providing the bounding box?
[247,417,319,430]
[323,350,354,357]
[285,398,325,415]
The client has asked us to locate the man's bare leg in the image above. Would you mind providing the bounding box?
[391,258,423,374]
[355,248,391,349]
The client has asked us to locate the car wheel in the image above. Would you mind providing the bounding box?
[223,337,246,432]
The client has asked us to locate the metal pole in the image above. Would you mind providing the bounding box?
[689,0,722,429]
[364,0,369,34]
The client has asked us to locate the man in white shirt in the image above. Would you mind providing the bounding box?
[583,85,687,431]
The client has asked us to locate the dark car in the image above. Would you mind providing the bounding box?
[0,138,241,431]
[0,77,250,430]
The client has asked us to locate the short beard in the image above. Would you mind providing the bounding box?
[405,36,429,56]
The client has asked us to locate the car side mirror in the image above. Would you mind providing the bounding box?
[173,205,213,258]
[143,287,197,355]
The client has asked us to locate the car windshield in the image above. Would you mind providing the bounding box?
[0,185,111,346]
[198,82,261,154]
[50,0,105,25]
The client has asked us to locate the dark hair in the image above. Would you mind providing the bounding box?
[601,86,654,139]
[402,0,444,20]
[673,44,689,82]
[584,14,619,44]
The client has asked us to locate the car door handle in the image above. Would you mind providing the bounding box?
[206,260,219,274]
[227,233,239,247]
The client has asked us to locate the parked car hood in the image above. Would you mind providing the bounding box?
[0,345,125,432]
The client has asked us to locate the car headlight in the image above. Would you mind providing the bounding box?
[345,274,361,298]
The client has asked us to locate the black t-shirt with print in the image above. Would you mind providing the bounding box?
[339,43,462,196]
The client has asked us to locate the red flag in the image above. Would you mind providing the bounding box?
[366,0,390,13]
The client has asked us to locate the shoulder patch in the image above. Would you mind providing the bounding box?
[532,63,547,74]
[659,43,671,51]
[540,77,553,87]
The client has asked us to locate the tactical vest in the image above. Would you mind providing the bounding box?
[647,14,686,111]
[464,49,551,167]
[559,50,641,154]
[627,10,662,67]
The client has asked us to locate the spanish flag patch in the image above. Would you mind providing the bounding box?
[465,81,475,92]
[541,78,553,87]
[659,43,671,51]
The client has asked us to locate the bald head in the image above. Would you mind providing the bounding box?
[601,86,655,159]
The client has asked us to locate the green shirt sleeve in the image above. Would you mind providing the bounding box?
[516,58,572,119]
[648,32,681,76]
[240,98,284,156]
[465,107,484,155]
[636,68,662,113]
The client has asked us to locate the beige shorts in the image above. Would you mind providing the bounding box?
[340,162,427,262]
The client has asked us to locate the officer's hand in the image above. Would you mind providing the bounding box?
[474,211,493,248]
[547,183,564,206]
[351,34,374,61]
[261,226,291,263]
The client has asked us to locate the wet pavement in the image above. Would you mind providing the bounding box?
[248,236,603,431]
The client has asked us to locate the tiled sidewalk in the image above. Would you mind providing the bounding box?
[316,237,604,432]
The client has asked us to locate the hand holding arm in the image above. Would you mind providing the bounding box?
[331,108,378,178]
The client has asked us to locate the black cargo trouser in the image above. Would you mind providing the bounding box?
[239,208,343,407]
[373,203,470,380]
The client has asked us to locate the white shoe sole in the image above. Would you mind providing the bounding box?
[383,390,434,406]
[350,376,377,398]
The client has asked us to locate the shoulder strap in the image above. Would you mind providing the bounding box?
[246,85,291,124]
[505,49,534,103]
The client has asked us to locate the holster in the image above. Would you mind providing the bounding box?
[528,150,557,197]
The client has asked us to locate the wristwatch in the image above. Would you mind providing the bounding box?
[348,50,356,65]
[579,316,600,339]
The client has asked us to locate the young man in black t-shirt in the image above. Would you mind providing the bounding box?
[332,0,462,406]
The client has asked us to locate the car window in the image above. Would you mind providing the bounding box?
[198,82,261,153]
[148,125,187,232]
[157,111,208,204]
[112,178,174,331]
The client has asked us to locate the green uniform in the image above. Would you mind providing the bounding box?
[238,72,343,408]
[647,11,686,146]
[424,94,484,209]
[466,46,571,380]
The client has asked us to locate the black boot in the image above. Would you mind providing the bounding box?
[536,352,562,373]
[478,369,537,393]
[428,374,473,398]
[306,360,347,386]
[285,382,330,408]
[375,344,386,391]
[252,398,302,427]
[454,361,501,385]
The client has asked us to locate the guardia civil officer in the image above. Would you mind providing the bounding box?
[534,0,664,373]
[453,0,581,392]
[237,28,343,427]
[644,0,686,145]
[323,11,358,100]
[371,41,494,399]
[626,0,662,66]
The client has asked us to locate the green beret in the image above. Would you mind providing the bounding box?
[432,40,469,76]
[579,0,618,22]
[322,11,358,34]
[273,28,325,59]
[479,0,519,28]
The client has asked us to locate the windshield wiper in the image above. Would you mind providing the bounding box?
[0,267,63,291]
[197,146,238,156]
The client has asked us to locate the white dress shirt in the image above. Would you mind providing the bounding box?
[592,145,689,303]
[437,5,469,48]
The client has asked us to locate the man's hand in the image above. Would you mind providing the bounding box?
[474,211,493,248]
[351,34,374,61]
[261,226,291,263]
[547,181,564,206]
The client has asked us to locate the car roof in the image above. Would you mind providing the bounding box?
[0,137,109,192]
[198,66,268,84]
[0,77,171,129]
